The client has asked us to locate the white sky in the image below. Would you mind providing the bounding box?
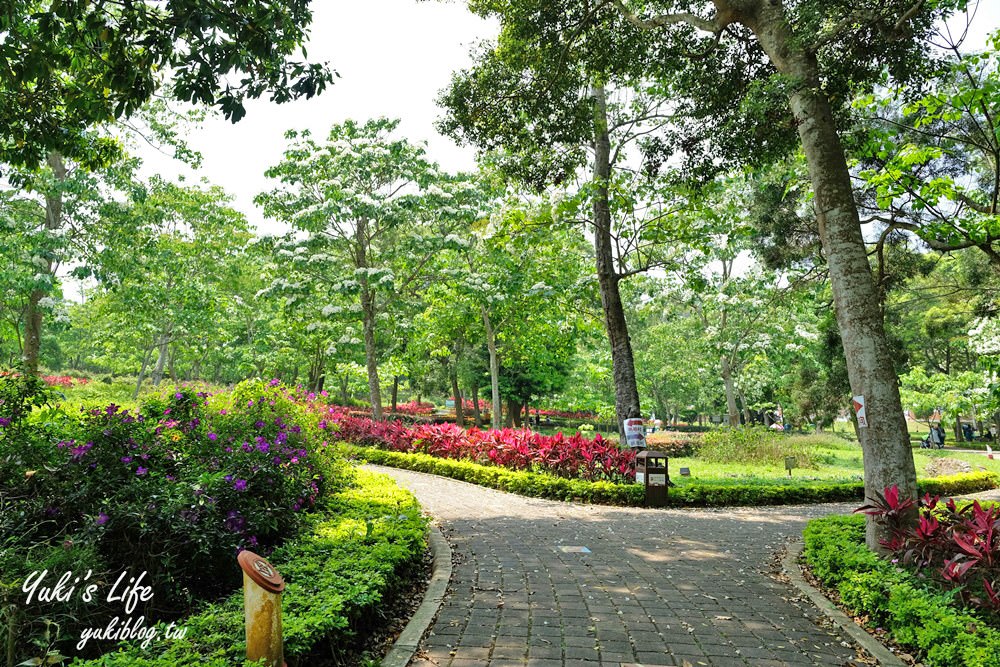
[132,1,999,236]
[137,1,499,233]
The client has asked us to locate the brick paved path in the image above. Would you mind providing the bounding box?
[370,466,868,667]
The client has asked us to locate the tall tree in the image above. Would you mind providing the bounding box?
[257,119,483,419]
[603,0,950,548]
[439,25,684,438]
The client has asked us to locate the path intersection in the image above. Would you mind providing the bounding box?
[370,466,870,667]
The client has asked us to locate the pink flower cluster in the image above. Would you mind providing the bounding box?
[323,408,635,483]
[42,375,89,388]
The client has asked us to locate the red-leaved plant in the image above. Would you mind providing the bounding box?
[858,486,1000,614]
[309,402,636,484]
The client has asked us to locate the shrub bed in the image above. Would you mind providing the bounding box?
[68,469,428,666]
[1,377,427,665]
[338,443,998,508]
[803,514,1000,666]
[315,406,636,483]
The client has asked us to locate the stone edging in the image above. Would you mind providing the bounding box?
[782,540,905,667]
[381,523,453,667]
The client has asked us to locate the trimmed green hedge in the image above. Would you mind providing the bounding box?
[803,514,1000,667]
[339,443,999,507]
[71,469,427,667]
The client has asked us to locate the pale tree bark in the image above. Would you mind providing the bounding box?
[472,384,483,428]
[593,84,643,439]
[614,0,919,550]
[741,0,917,548]
[134,344,154,399]
[23,151,66,374]
[481,304,502,429]
[150,326,173,387]
[720,355,741,427]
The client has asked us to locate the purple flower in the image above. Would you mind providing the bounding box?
[163,408,171,415]
[225,474,233,482]
[208,432,218,441]
[0,417,10,428]
[121,456,133,464]
[254,420,265,429]
[136,466,148,476]
[256,440,270,453]
[269,379,281,386]
[95,512,109,526]
[233,479,248,492]
[220,409,227,415]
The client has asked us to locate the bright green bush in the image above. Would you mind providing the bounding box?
[803,514,1000,666]
[69,469,427,666]
[339,443,998,507]
[699,427,821,467]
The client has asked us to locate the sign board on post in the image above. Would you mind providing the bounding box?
[853,395,868,428]
[624,418,646,449]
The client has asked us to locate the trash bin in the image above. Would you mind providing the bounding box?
[635,450,669,507]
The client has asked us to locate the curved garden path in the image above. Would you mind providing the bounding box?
[369,465,869,667]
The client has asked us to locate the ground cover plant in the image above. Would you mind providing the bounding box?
[64,469,427,667]
[0,377,355,662]
[804,511,1000,666]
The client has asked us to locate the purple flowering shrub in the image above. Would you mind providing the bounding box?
[1,378,343,623]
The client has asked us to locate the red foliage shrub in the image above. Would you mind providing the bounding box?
[859,486,1000,614]
[309,402,635,483]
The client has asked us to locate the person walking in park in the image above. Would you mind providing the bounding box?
[929,423,946,449]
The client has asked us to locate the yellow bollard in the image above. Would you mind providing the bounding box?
[237,550,286,667]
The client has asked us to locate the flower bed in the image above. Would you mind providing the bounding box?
[317,406,635,483]
[0,378,349,661]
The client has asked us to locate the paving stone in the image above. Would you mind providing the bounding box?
[369,466,868,667]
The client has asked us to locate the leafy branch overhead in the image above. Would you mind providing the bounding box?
[0,0,334,169]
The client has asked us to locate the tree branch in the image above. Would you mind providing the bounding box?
[607,0,722,35]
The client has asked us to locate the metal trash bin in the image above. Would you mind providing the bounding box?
[635,450,669,507]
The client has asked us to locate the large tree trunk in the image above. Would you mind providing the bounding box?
[720,355,741,428]
[356,218,383,419]
[592,84,643,439]
[23,152,66,374]
[745,0,917,549]
[508,398,522,428]
[480,305,502,429]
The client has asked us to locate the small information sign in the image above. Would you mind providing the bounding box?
[853,395,868,428]
[648,473,667,486]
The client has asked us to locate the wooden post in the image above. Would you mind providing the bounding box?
[238,550,286,667]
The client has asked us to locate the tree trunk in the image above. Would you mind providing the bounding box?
[738,388,752,426]
[592,83,642,440]
[391,376,399,413]
[151,329,171,387]
[340,374,350,405]
[472,384,483,428]
[745,0,917,549]
[23,152,66,374]
[508,398,520,427]
[451,370,464,427]
[480,305,502,429]
[720,355,741,428]
[357,218,383,419]
[133,345,154,399]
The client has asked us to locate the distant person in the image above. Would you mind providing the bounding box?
[929,423,946,449]
[963,423,974,442]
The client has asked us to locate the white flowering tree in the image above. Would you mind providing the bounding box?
[256,119,485,418]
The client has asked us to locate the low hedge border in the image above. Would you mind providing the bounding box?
[71,468,428,667]
[338,443,999,508]
[803,514,1000,667]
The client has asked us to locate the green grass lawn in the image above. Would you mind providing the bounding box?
[665,433,1000,485]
